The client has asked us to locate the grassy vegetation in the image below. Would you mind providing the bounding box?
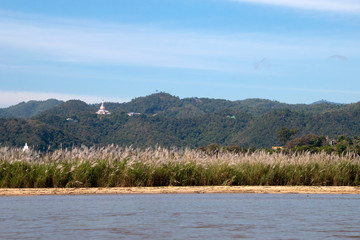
[0,146,359,188]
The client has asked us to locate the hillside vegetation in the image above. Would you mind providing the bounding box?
[0,99,63,118]
[0,93,359,151]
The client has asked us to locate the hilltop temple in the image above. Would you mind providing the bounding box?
[96,100,111,115]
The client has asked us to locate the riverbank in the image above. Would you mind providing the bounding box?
[1,186,360,196]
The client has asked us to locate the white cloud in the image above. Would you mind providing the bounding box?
[229,0,360,13]
[0,15,248,71]
[0,11,358,75]
[0,90,129,108]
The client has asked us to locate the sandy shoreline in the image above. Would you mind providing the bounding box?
[1,186,360,196]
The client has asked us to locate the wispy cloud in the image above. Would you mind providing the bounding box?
[0,10,358,74]
[329,55,348,61]
[0,13,255,72]
[0,90,129,108]
[229,0,360,13]
[254,57,271,70]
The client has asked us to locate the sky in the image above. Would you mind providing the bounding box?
[0,0,360,107]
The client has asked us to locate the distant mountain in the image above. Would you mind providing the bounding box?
[0,99,63,118]
[311,99,343,105]
[0,93,345,119]
[116,93,343,118]
[1,93,360,150]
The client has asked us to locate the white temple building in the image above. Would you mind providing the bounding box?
[23,143,29,152]
[96,100,111,115]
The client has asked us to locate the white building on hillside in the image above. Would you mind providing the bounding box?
[23,143,29,152]
[96,100,111,115]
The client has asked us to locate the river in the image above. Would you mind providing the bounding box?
[1,193,359,239]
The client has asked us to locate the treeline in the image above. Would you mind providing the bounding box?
[195,134,360,156]
[0,92,345,119]
[1,93,360,151]
[283,134,360,155]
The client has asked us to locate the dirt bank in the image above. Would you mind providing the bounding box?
[1,186,360,196]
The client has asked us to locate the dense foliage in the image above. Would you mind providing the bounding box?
[284,134,360,155]
[0,93,360,151]
[0,99,63,118]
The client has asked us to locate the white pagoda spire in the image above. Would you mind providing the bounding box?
[96,100,111,115]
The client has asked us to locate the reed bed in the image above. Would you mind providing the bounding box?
[0,146,359,188]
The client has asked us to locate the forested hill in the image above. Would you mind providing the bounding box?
[0,93,344,119]
[0,93,359,151]
[0,99,63,118]
[114,93,344,118]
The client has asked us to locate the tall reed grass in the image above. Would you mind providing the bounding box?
[0,146,359,187]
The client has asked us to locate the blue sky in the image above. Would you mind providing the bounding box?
[1,0,360,107]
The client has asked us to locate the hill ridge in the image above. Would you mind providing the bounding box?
[1,93,359,150]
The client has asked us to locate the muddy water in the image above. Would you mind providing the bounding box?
[0,194,359,239]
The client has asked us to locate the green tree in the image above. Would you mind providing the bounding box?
[277,127,298,145]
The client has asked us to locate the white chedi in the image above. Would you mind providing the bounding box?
[23,143,29,152]
[96,100,111,115]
